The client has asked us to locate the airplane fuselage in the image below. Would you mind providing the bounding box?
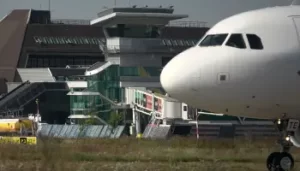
[161,4,300,171]
[160,6,300,120]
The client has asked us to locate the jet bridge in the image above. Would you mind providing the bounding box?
[125,88,190,139]
[125,87,277,139]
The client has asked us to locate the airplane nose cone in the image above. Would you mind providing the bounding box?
[160,52,190,97]
[160,64,176,95]
[160,47,213,105]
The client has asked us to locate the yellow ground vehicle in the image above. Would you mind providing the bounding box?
[0,118,37,144]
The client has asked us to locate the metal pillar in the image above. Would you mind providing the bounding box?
[196,108,200,140]
[130,107,136,135]
[133,106,142,138]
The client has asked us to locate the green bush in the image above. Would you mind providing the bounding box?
[108,111,124,128]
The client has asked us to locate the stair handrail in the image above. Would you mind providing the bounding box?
[0,81,30,101]
[144,111,158,138]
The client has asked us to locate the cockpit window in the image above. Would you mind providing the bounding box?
[225,34,246,49]
[199,34,228,47]
[246,34,263,50]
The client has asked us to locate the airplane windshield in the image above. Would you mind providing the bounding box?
[246,34,263,50]
[199,34,228,47]
[225,34,246,49]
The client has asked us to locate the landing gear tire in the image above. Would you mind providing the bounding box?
[266,118,298,171]
[267,152,294,171]
[267,152,280,170]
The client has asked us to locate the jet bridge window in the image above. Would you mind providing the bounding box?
[199,34,228,47]
[225,34,246,49]
[246,34,263,50]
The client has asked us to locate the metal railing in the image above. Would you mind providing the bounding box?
[189,124,279,138]
[102,44,189,54]
[86,61,105,71]
[65,65,91,69]
[51,19,91,25]
[51,19,208,28]
[38,124,125,138]
[0,108,24,118]
[167,20,207,28]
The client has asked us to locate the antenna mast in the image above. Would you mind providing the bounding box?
[48,0,51,11]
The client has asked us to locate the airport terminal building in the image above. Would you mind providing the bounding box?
[0,7,208,123]
[0,9,106,123]
[0,6,274,139]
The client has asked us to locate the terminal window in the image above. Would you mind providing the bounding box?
[106,24,161,38]
[26,55,101,68]
[119,67,161,77]
[183,106,187,111]
[162,57,172,67]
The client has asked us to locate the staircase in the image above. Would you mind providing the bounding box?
[17,68,55,82]
[0,82,67,113]
[143,124,172,139]
[142,114,172,139]
[0,82,45,112]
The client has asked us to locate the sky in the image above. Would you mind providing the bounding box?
[0,0,293,26]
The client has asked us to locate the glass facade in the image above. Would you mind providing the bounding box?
[106,24,160,38]
[87,65,121,100]
[119,66,161,77]
[70,65,125,121]
[70,64,163,121]
[70,95,98,115]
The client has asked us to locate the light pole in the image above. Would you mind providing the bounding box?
[35,99,39,115]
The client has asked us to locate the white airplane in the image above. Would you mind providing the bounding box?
[160,1,300,171]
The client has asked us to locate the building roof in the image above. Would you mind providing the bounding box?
[0,9,30,81]
[17,68,56,82]
[97,7,175,18]
[92,7,187,26]
[91,12,188,26]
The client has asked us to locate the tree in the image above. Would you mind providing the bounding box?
[108,110,124,129]
[78,111,97,137]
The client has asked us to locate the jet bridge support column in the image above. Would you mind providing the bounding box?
[133,106,142,138]
[130,108,136,136]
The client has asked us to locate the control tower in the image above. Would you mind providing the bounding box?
[69,6,205,123]
[91,7,188,34]
[87,7,193,87]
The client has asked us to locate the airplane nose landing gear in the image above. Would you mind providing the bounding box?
[266,119,298,171]
[267,152,294,171]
